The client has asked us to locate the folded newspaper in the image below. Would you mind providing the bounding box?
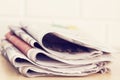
[0,24,111,77]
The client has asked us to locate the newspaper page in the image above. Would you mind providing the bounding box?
[5,32,111,65]
[21,24,111,60]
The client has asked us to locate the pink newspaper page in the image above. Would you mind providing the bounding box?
[5,32,32,55]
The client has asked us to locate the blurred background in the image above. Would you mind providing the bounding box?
[0,0,120,52]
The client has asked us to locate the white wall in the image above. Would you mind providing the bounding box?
[0,0,120,52]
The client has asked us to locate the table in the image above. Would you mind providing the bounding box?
[0,53,120,80]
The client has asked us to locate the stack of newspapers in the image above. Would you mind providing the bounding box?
[0,24,111,77]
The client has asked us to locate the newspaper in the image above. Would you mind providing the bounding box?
[0,24,111,77]
[1,39,110,77]
[10,26,109,60]
[21,24,111,58]
[5,31,111,65]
